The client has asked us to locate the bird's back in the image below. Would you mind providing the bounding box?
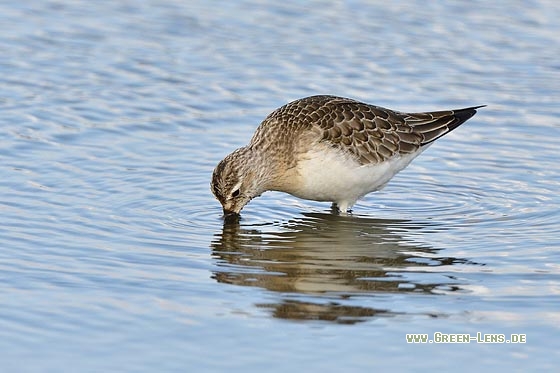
[249,95,483,166]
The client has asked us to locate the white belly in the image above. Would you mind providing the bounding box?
[290,144,424,210]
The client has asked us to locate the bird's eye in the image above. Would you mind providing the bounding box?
[231,189,240,198]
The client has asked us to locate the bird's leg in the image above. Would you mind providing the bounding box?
[330,202,340,215]
[331,202,353,215]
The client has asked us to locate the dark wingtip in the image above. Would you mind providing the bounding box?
[455,104,486,116]
[448,105,485,132]
[454,104,485,117]
[419,105,485,146]
[463,105,487,110]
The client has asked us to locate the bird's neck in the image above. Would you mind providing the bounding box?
[242,145,293,195]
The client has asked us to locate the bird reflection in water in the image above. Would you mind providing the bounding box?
[210,212,475,324]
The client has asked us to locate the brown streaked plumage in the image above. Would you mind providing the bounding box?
[211,95,484,216]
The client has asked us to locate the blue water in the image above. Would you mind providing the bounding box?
[1,1,559,371]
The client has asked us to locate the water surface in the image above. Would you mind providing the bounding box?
[1,0,559,371]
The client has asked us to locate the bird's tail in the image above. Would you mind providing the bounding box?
[406,105,485,146]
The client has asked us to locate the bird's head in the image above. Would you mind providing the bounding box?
[211,147,266,217]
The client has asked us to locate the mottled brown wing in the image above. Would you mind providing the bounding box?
[251,95,482,165]
[293,96,482,165]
